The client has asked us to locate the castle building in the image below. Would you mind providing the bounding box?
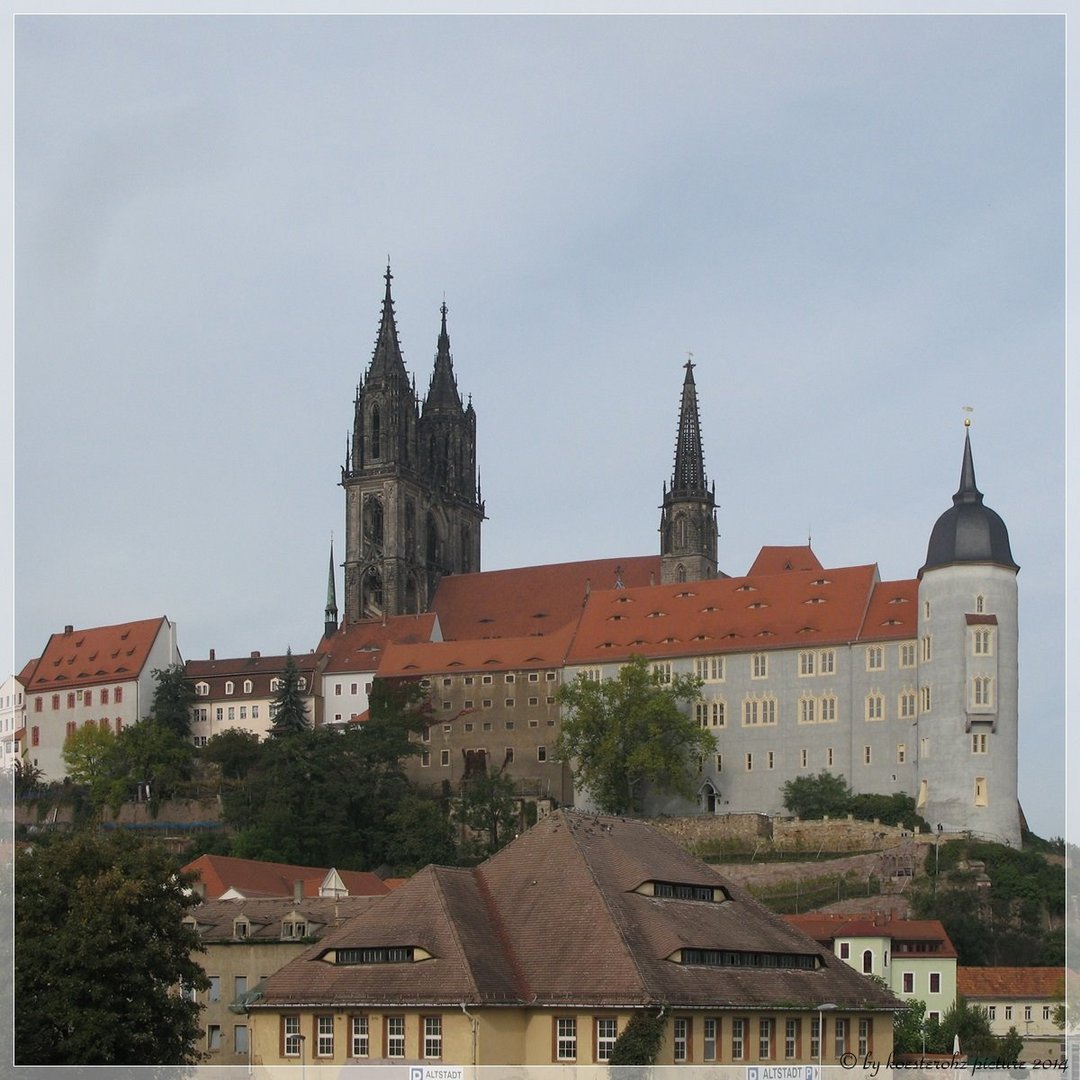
[327,271,1022,844]
[340,267,484,622]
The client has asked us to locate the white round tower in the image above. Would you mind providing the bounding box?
[915,426,1021,846]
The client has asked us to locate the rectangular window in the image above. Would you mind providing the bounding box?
[922,635,932,661]
[351,683,358,694]
[100,688,109,705]
[482,674,493,685]
[283,1016,301,1057]
[421,750,430,767]
[834,1018,848,1058]
[900,642,916,667]
[902,972,914,994]
[695,655,724,681]
[556,1017,577,1061]
[1025,1005,1033,1023]
[745,752,753,772]
[351,1016,369,1057]
[897,744,907,764]
[1004,1006,1013,1021]
[767,750,775,770]
[800,748,808,768]
[973,629,993,656]
[732,1017,745,1060]
[800,697,815,724]
[810,1017,820,1061]
[759,1017,773,1060]
[867,645,883,670]
[537,745,547,762]
[239,706,247,720]
[234,1025,249,1054]
[826,747,834,767]
[235,975,247,997]
[674,1017,690,1062]
[785,1018,798,1059]
[505,673,515,683]
[33,697,42,713]
[596,1018,618,1062]
[858,1018,871,1057]
[703,1018,718,1061]
[51,694,59,710]
[799,651,815,676]
[441,749,450,767]
[67,692,75,708]
[866,694,883,721]
[227,707,235,721]
[386,1016,405,1058]
[252,705,259,718]
[840,942,850,959]
[216,707,224,722]
[316,1015,334,1057]
[752,653,767,679]
[975,776,988,806]
[424,1016,442,1059]
[1043,1006,1052,1021]
[653,661,672,684]
[819,649,835,674]
[988,1006,997,1021]
[207,1025,222,1051]
[921,685,932,713]
[715,753,723,772]
[83,690,92,706]
[209,976,220,1002]
[972,732,988,754]
[863,745,872,765]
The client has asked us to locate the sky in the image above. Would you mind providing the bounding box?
[10,11,1067,838]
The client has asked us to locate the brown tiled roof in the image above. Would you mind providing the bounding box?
[185,651,319,681]
[22,617,172,692]
[256,811,901,1012]
[375,623,575,679]
[957,967,1065,1000]
[566,564,897,665]
[431,556,663,640]
[189,896,383,942]
[182,854,390,900]
[317,614,440,675]
[784,914,957,958]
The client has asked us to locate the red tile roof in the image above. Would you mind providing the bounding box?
[22,617,172,693]
[859,579,919,640]
[785,914,957,958]
[185,651,319,681]
[957,967,1064,1000]
[566,563,909,665]
[431,556,663,640]
[748,545,824,575]
[182,854,390,900]
[376,623,575,679]
[257,810,902,1012]
[316,613,440,674]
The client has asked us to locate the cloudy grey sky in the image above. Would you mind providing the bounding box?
[12,12,1066,836]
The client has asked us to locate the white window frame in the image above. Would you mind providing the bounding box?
[351,1015,369,1057]
[317,1015,334,1057]
[424,1016,442,1059]
[556,1017,577,1061]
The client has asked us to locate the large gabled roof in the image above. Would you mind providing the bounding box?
[256,811,900,1012]
[431,556,662,641]
[22,617,172,693]
[376,623,575,679]
[957,967,1064,1000]
[565,562,907,665]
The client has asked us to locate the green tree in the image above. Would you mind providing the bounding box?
[556,654,711,815]
[456,768,518,857]
[608,1008,666,1066]
[269,648,309,736]
[13,757,44,796]
[15,829,209,1064]
[781,770,853,819]
[202,728,261,781]
[113,719,195,815]
[148,664,197,739]
[62,724,127,812]
[892,998,929,1055]
[385,794,458,870]
[924,997,1005,1061]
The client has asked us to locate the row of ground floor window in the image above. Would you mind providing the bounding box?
[248,1008,893,1067]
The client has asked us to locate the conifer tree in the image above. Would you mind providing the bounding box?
[270,648,309,736]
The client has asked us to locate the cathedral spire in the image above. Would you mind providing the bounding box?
[953,424,983,505]
[671,354,708,495]
[324,538,339,637]
[423,300,464,414]
[367,262,408,380]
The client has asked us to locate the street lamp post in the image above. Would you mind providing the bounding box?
[818,1003,839,1070]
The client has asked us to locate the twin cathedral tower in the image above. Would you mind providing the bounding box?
[337,266,719,624]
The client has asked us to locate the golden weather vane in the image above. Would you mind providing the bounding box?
[963,405,974,429]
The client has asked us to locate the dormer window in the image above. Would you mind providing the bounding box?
[224,681,234,696]
[676,948,818,970]
[639,880,728,903]
[335,946,415,965]
[243,679,253,694]
[270,678,283,691]
[281,919,307,940]
[195,682,209,697]
[233,918,250,939]
[297,677,307,690]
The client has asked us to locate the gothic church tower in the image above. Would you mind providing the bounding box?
[341,267,484,621]
[660,358,718,583]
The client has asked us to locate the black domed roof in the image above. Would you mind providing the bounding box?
[919,430,1018,576]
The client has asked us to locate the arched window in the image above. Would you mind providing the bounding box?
[371,406,381,459]
[224,681,234,695]
[975,594,985,614]
[364,496,384,550]
[676,564,687,583]
[243,680,252,694]
[862,950,873,974]
[675,514,688,549]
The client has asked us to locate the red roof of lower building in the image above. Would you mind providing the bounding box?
[957,967,1064,999]
[182,854,390,900]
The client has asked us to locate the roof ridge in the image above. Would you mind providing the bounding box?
[472,864,531,1002]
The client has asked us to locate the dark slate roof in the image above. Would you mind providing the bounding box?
[256,810,901,1013]
[189,896,381,942]
[920,430,1018,576]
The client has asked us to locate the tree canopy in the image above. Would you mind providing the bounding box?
[15,829,209,1065]
[556,654,711,815]
[148,664,196,739]
[455,767,518,858]
[781,770,853,819]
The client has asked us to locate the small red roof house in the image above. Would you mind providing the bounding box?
[182,853,391,901]
[20,616,181,780]
[957,966,1064,1044]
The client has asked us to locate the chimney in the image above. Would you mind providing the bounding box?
[251,651,260,658]
[293,879,303,903]
[64,625,73,635]
[209,649,215,661]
